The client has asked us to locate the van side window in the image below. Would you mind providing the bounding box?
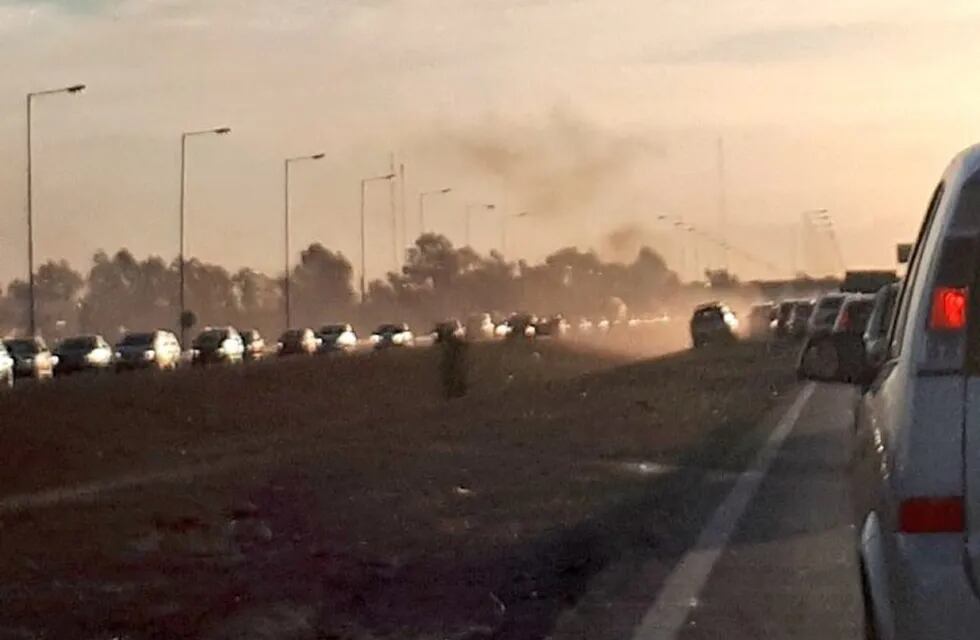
[890,182,945,358]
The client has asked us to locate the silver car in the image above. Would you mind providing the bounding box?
[799,142,980,639]
[807,292,847,335]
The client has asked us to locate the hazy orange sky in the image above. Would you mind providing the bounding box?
[3,0,980,284]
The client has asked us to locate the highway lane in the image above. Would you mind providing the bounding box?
[646,382,865,639]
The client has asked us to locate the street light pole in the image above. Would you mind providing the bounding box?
[465,203,495,247]
[418,187,452,237]
[501,211,529,255]
[360,173,396,301]
[25,83,85,337]
[283,152,325,329]
[178,126,231,346]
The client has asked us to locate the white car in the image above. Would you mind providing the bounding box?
[799,142,980,639]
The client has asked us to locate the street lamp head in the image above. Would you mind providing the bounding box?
[312,153,326,160]
[486,204,496,210]
[383,173,396,180]
[440,187,452,194]
[214,127,231,135]
[67,84,86,94]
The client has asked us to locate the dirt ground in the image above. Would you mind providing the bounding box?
[0,331,796,639]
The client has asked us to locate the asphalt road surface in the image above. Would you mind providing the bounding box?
[553,381,865,640]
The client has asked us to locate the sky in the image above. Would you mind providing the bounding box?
[3,0,980,285]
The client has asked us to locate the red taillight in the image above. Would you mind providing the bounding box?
[930,287,967,331]
[899,497,964,533]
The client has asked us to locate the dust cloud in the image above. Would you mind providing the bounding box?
[423,111,661,218]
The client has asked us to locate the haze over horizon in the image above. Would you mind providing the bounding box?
[4,0,980,285]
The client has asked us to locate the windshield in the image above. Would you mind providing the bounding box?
[58,337,98,350]
[4,339,39,355]
[118,333,154,347]
[3,2,939,637]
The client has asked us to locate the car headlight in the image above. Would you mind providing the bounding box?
[370,334,381,344]
[114,351,123,359]
[392,333,405,344]
[144,350,156,360]
[276,342,284,351]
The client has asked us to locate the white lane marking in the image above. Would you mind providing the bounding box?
[631,382,816,640]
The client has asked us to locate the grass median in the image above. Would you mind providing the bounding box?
[0,337,797,639]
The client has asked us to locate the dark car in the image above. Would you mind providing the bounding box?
[0,342,14,390]
[3,337,56,381]
[746,303,775,339]
[317,324,358,353]
[505,313,538,339]
[114,330,181,372]
[53,335,113,375]
[535,314,570,338]
[192,327,245,366]
[787,300,816,338]
[689,302,738,348]
[862,282,900,366]
[832,294,876,335]
[277,328,320,356]
[371,323,414,349]
[433,319,465,343]
[240,329,267,361]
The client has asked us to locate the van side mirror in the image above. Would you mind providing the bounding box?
[797,333,875,385]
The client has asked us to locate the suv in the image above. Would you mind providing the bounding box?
[317,324,357,353]
[277,328,320,356]
[3,337,56,381]
[114,330,181,371]
[689,302,738,348]
[798,144,980,639]
[191,327,245,365]
[53,335,113,375]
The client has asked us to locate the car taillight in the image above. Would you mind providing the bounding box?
[930,286,967,331]
[899,497,964,533]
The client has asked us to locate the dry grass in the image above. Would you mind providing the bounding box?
[0,336,796,639]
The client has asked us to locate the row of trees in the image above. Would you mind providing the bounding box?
[0,234,689,341]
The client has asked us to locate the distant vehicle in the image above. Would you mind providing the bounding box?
[433,319,465,343]
[841,269,899,294]
[317,324,358,353]
[787,300,816,338]
[862,282,900,367]
[746,303,775,338]
[0,342,14,390]
[774,300,797,338]
[114,330,181,372]
[576,317,595,334]
[3,337,56,381]
[505,313,537,339]
[464,313,495,341]
[832,294,876,335]
[808,293,847,335]
[239,329,267,361]
[191,327,245,365]
[277,328,320,356]
[53,335,113,375]
[690,302,738,348]
[535,314,570,338]
[371,323,414,349]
